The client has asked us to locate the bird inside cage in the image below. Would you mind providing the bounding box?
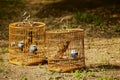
[70,50,78,58]
[29,45,37,54]
[18,41,24,51]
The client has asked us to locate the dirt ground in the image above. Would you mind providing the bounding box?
[0,38,120,80]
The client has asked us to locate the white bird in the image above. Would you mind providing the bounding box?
[18,41,24,48]
[18,41,24,51]
[29,45,37,53]
[70,50,78,58]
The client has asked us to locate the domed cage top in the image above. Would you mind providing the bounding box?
[9,22,46,65]
[46,29,85,72]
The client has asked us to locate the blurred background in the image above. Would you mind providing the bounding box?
[0,0,120,50]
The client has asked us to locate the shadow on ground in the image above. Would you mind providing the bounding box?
[89,64,120,70]
[97,64,120,70]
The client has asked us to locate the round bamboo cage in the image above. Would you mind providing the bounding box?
[9,22,46,65]
[46,29,85,72]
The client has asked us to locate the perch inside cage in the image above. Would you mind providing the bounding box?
[9,22,46,65]
[46,29,85,72]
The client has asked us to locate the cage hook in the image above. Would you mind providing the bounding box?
[22,11,33,27]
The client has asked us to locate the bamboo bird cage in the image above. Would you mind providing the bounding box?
[46,29,85,72]
[9,22,46,65]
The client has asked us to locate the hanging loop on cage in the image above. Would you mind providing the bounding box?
[22,11,33,27]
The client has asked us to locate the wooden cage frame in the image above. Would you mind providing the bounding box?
[46,29,85,72]
[9,22,46,65]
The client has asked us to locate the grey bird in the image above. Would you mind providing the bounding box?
[18,41,24,51]
[29,45,37,53]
